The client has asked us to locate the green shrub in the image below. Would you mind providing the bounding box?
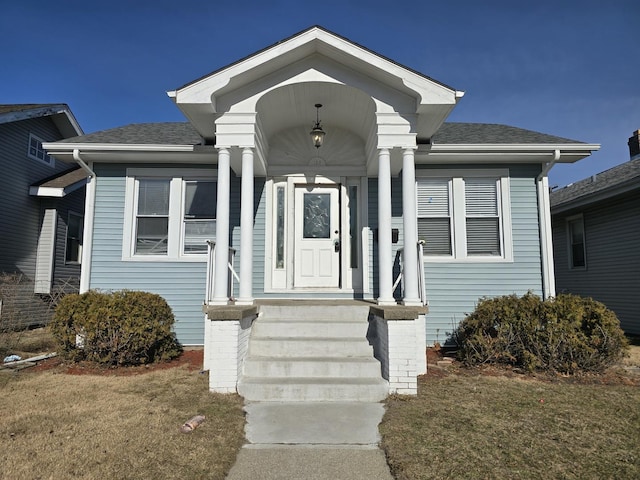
[50,290,182,366]
[456,293,628,374]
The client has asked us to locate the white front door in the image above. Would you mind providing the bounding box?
[294,184,341,288]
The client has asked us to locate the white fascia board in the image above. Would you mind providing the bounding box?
[29,179,87,198]
[42,143,196,152]
[59,109,84,136]
[29,186,65,197]
[426,143,600,153]
[420,143,600,163]
[172,27,458,107]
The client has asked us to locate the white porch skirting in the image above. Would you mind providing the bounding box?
[203,307,258,393]
[368,307,427,395]
[203,304,427,396]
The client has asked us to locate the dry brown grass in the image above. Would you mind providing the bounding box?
[0,327,57,360]
[381,348,640,480]
[0,366,245,479]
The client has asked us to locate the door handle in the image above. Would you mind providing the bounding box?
[333,239,341,252]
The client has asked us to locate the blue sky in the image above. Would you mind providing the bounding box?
[2,0,637,187]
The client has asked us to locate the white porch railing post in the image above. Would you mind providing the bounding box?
[417,241,426,306]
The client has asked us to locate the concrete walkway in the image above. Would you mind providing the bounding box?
[226,402,394,480]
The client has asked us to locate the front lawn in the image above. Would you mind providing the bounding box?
[381,352,640,480]
[0,362,245,479]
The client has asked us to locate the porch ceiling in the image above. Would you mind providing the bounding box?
[257,82,375,143]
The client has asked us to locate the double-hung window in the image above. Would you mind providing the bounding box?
[464,178,501,256]
[124,169,216,261]
[417,170,512,261]
[417,178,453,255]
[183,181,217,254]
[135,179,171,255]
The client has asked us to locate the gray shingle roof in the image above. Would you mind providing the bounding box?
[432,123,585,145]
[31,166,88,189]
[550,157,640,208]
[56,121,584,147]
[57,122,203,145]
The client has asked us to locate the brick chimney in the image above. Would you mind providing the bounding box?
[629,129,640,161]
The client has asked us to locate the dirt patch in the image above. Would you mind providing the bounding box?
[29,348,204,376]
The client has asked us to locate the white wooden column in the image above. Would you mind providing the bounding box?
[212,147,231,304]
[236,147,254,305]
[377,148,395,305]
[401,148,421,306]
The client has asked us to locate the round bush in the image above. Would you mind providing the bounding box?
[456,292,628,374]
[51,290,182,366]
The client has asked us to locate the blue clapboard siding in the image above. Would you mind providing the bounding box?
[420,165,543,345]
[368,165,544,345]
[233,178,266,297]
[90,164,220,345]
[367,176,404,299]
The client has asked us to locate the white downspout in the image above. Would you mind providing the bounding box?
[73,149,96,293]
[536,149,560,299]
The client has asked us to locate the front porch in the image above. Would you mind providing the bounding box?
[203,300,427,397]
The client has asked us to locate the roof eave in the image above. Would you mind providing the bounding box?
[551,179,640,214]
[0,104,83,137]
[418,143,600,163]
[42,143,217,165]
[29,179,87,198]
[43,143,198,152]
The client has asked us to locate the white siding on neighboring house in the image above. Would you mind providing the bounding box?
[34,208,57,294]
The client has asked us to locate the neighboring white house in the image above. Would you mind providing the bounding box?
[45,26,598,395]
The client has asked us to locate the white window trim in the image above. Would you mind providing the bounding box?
[566,214,587,270]
[416,169,513,263]
[122,168,216,262]
[28,133,55,167]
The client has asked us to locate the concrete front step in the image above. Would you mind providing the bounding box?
[244,356,382,378]
[243,402,385,445]
[252,320,368,338]
[258,305,370,321]
[237,377,389,402]
[249,337,373,358]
